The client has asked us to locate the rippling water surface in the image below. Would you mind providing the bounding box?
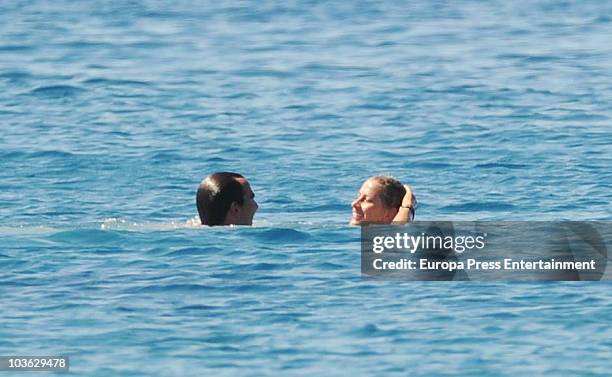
[1,1,611,375]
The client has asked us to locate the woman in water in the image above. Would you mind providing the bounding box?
[350,176,416,225]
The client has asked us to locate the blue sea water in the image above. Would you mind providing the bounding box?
[1,0,612,375]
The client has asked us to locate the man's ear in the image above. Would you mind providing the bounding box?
[229,201,241,214]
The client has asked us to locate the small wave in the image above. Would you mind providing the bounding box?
[0,149,80,162]
[411,161,454,169]
[350,323,394,337]
[0,225,58,236]
[301,63,368,72]
[205,156,228,162]
[284,204,346,213]
[115,306,136,312]
[178,304,219,311]
[164,247,222,256]
[524,55,563,63]
[441,202,517,212]
[252,228,311,243]
[0,150,27,159]
[475,162,528,169]
[127,41,169,49]
[283,104,316,111]
[0,45,34,52]
[348,102,396,111]
[48,229,125,244]
[30,85,85,98]
[222,92,258,99]
[481,311,521,320]
[127,284,215,293]
[171,113,217,121]
[233,68,294,78]
[315,261,344,270]
[82,77,151,86]
[62,41,113,49]
[148,150,183,162]
[307,113,343,121]
[265,196,292,205]
[244,262,284,271]
[31,150,77,159]
[100,217,201,231]
[0,71,32,81]
[559,113,609,121]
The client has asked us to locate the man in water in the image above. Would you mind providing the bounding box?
[196,172,258,226]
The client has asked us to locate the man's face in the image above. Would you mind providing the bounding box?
[235,178,258,225]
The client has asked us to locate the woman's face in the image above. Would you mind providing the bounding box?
[350,180,397,225]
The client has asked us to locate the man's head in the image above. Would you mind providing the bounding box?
[196,172,258,226]
[350,176,406,225]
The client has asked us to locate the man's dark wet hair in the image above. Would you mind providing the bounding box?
[196,172,245,226]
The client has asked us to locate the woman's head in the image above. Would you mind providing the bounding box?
[350,176,406,225]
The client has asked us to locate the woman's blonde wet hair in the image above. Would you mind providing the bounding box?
[367,176,406,209]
